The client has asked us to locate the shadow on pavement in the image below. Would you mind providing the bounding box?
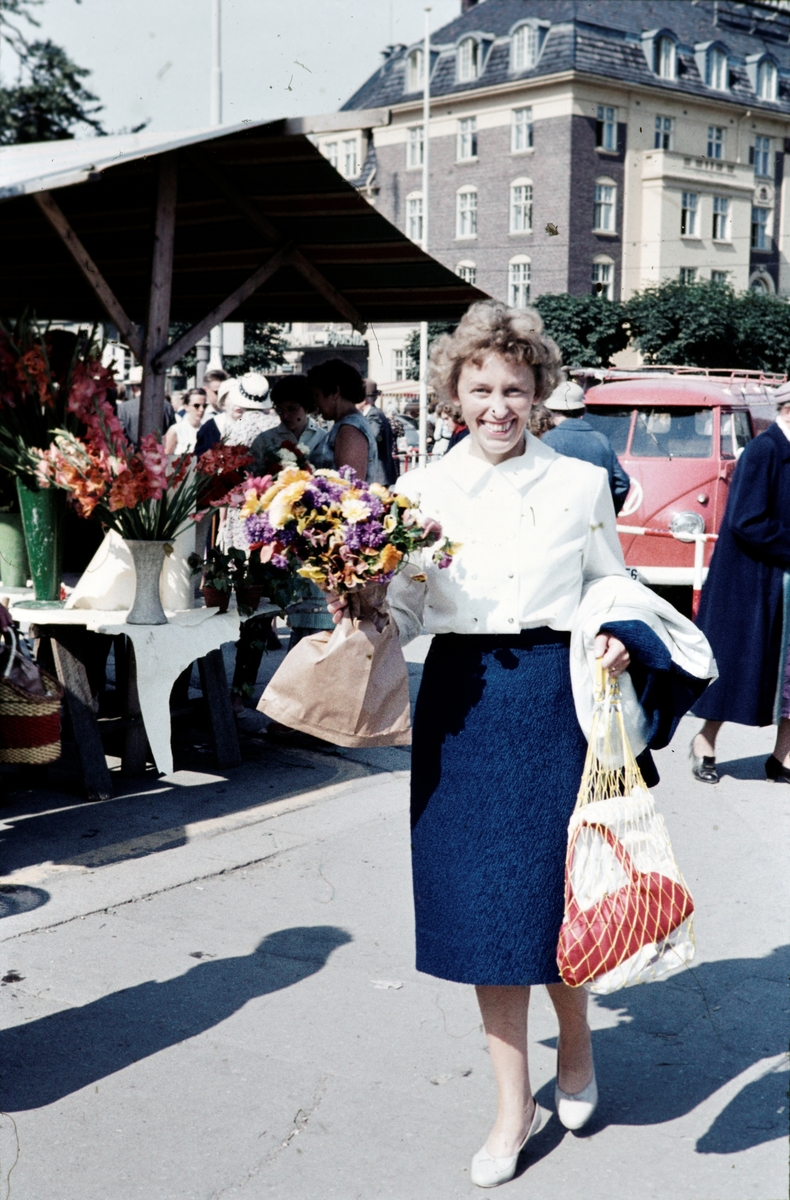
[715,754,771,782]
[537,944,790,1156]
[0,885,49,921]
[0,925,352,1112]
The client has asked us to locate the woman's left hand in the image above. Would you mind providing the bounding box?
[594,633,630,678]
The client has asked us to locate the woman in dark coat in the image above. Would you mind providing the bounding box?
[692,392,790,782]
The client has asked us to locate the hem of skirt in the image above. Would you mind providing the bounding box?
[416,963,562,987]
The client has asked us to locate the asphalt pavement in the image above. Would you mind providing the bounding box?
[0,630,787,1200]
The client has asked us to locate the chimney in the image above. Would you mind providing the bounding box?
[462,0,479,13]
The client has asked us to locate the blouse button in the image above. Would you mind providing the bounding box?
[473,617,478,623]
[508,618,515,624]
[508,573,514,579]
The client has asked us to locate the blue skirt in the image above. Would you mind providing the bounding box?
[410,629,587,986]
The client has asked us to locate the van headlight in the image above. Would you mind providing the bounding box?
[670,511,705,542]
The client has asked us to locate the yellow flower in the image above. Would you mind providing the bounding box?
[369,483,391,502]
[297,564,328,586]
[383,513,396,533]
[379,544,403,573]
[240,489,261,518]
[392,493,411,509]
[267,480,308,528]
[341,497,371,524]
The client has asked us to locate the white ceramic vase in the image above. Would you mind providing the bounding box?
[125,540,169,625]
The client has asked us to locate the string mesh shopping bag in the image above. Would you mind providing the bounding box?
[557,660,695,994]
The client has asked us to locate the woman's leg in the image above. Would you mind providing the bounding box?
[772,717,790,766]
[545,982,593,1093]
[693,719,723,759]
[475,985,534,1156]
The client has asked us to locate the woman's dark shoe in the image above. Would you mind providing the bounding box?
[690,739,719,784]
[765,754,790,783]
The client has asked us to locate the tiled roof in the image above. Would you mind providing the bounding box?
[341,0,790,116]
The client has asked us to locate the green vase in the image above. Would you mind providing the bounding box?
[16,480,66,601]
[0,511,30,588]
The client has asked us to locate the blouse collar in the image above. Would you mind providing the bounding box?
[439,432,558,496]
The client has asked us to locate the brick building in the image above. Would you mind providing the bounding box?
[322,0,790,379]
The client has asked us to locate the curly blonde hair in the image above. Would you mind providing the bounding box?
[430,301,563,405]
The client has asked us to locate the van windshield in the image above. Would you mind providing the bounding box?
[584,407,633,454]
[631,407,712,459]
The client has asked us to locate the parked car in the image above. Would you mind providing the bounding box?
[576,368,782,600]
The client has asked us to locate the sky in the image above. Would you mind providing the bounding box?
[1,0,462,135]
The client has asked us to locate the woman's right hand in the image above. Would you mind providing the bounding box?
[327,581,388,624]
[327,592,347,625]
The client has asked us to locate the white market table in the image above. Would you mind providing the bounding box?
[10,605,242,797]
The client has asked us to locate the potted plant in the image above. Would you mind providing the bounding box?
[188,547,233,613]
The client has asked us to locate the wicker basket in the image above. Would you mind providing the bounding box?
[0,666,63,765]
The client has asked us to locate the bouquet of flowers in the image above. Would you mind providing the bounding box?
[237,465,456,594]
[35,383,252,540]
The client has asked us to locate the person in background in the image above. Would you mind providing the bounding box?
[202,368,229,425]
[118,387,175,447]
[357,379,399,485]
[691,386,790,783]
[251,375,325,468]
[528,403,555,439]
[307,358,380,483]
[163,389,206,454]
[542,381,631,514]
[446,398,469,450]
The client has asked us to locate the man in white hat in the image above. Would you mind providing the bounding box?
[542,380,631,513]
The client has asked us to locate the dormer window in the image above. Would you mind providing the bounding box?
[406,48,424,93]
[458,37,481,83]
[757,59,778,102]
[706,46,728,91]
[511,23,545,72]
[656,36,676,80]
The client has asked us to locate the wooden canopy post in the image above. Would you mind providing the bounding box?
[139,153,178,442]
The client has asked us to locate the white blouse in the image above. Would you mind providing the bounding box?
[388,433,628,644]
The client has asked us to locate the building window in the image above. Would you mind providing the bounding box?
[393,349,406,382]
[512,23,539,71]
[707,125,725,159]
[712,196,729,240]
[342,139,358,178]
[757,59,778,102]
[508,257,531,307]
[323,141,338,169]
[596,105,617,151]
[654,115,673,150]
[592,257,614,301]
[679,267,697,284]
[656,36,676,80]
[458,37,481,82]
[510,179,533,233]
[407,192,424,243]
[407,125,424,169]
[593,178,616,232]
[407,48,424,92]
[456,187,477,239]
[512,106,533,153]
[711,270,729,284]
[681,191,698,236]
[752,135,771,177]
[456,261,477,285]
[457,117,478,161]
[706,46,728,91]
[751,206,769,250]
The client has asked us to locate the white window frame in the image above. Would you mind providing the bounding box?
[681,192,698,237]
[757,59,778,102]
[707,125,725,159]
[457,116,478,161]
[592,256,615,301]
[679,267,698,284]
[654,115,673,150]
[323,141,338,170]
[458,37,481,83]
[508,257,531,308]
[456,261,477,285]
[511,106,534,153]
[456,187,478,239]
[711,270,729,285]
[407,48,424,93]
[406,191,424,244]
[751,205,770,251]
[707,46,728,91]
[511,23,539,72]
[596,105,617,152]
[656,36,676,80]
[712,195,730,241]
[509,178,533,234]
[753,135,771,177]
[407,125,424,169]
[593,177,617,233]
[393,349,406,382]
[342,138,358,179]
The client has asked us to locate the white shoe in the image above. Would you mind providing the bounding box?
[555,1064,598,1131]
[470,1101,549,1188]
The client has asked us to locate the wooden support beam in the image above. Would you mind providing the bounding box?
[139,153,178,443]
[152,242,294,372]
[33,192,144,361]
[198,650,241,768]
[186,148,367,334]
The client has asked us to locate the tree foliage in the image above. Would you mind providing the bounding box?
[404,321,458,380]
[167,322,289,380]
[532,293,629,368]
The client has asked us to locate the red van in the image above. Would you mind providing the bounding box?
[577,369,782,605]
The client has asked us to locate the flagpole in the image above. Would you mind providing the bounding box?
[418,7,431,466]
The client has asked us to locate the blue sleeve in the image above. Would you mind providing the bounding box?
[610,455,631,515]
[728,437,790,568]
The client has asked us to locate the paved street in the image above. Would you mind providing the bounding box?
[0,632,787,1200]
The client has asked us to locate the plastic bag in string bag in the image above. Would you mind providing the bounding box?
[557,660,695,994]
